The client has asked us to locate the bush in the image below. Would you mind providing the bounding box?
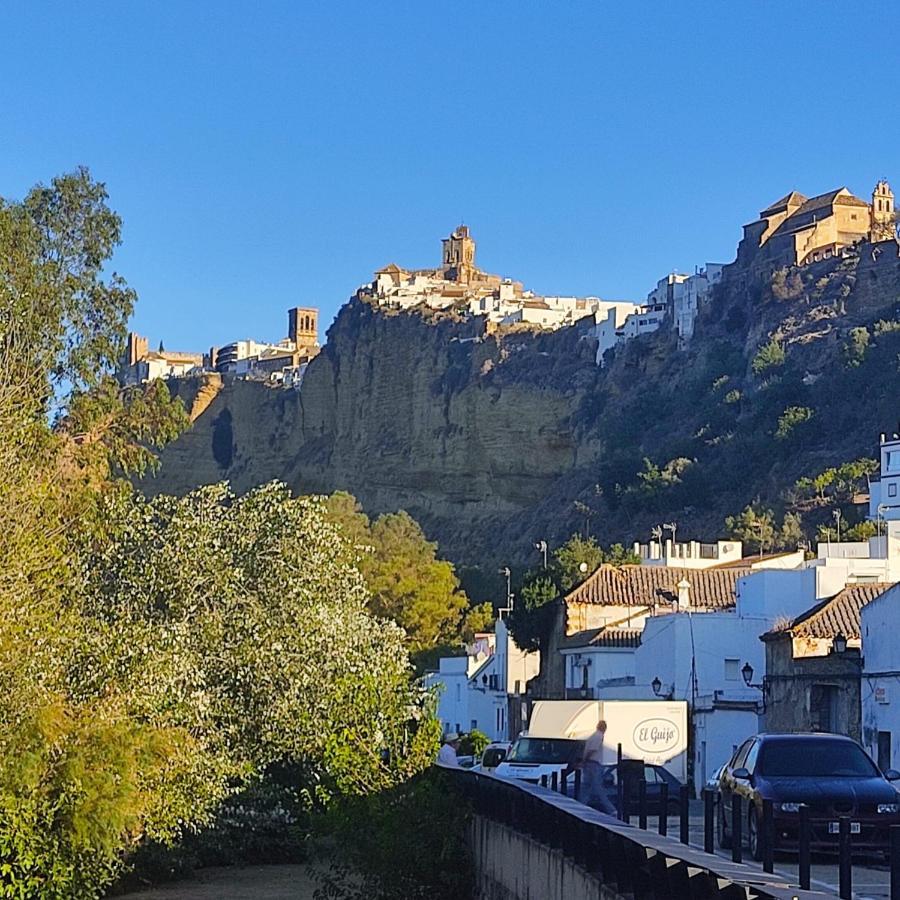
[771,268,804,301]
[458,730,490,758]
[752,339,786,375]
[843,327,870,367]
[775,405,814,440]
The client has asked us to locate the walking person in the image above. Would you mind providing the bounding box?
[581,720,617,815]
[437,732,461,766]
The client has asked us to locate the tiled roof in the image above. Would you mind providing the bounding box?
[561,627,643,650]
[564,564,749,610]
[761,191,807,215]
[773,583,893,640]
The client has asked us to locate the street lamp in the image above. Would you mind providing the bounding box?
[833,508,842,543]
[651,676,662,696]
[833,632,848,655]
[741,661,754,687]
[534,540,548,569]
[741,661,767,712]
[498,566,512,613]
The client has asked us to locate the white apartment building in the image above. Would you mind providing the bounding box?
[861,583,900,771]
[426,617,539,741]
[869,433,900,523]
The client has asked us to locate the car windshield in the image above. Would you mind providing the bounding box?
[758,739,880,778]
[482,748,507,768]
[507,738,582,764]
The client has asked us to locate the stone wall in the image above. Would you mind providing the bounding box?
[470,815,623,900]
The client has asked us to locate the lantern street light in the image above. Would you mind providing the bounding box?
[833,632,848,655]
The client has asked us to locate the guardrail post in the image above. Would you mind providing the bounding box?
[550,770,558,793]
[703,788,714,853]
[659,781,668,836]
[839,816,852,899]
[638,778,647,829]
[574,767,581,801]
[679,784,690,845]
[731,793,742,864]
[540,774,548,788]
[798,803,811,890]
[617,743,624,821]
[891,824,900,900]
[560,769,568,796]
[762,798,774,873]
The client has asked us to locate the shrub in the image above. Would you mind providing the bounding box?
[770,267,804,301]
[724,389,742,404]
[775,405,814,440]
[874,319,900,335]
[843,327,870,367]
[751,339,785,375]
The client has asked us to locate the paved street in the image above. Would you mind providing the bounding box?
[114,865,318,900]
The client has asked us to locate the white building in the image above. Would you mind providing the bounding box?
[426,617,539,741]
[861,583,900,771]
[591,302,641,365]
[620,302,668,340]
[673,264,725,342]
[869,433,900,523]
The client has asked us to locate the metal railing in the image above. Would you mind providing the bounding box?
[444,764,829,900]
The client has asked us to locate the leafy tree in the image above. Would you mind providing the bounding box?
[458,729,490,757]
[779,512,805,549]
[725,505,776,553]
[323,492,470,653]
[604,542,641,566]
[775,405,813,440]
[553,533,603,590]
[635,456,694,495]
[751,338,786,375]
[506,577,558,654]
[843,326,870,368]
[461,602,494,642]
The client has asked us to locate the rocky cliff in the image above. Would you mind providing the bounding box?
[146,241,900,574]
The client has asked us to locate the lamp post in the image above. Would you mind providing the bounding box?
[832,632,848,655]
[741,661,767,712]
[534,540,548,570]
[498,566,512,613]
[833,508,842,544]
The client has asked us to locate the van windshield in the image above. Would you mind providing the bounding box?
[507,738,583,764]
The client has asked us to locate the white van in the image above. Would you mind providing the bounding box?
[495,699,688,785]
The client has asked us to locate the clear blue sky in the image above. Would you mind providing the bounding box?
[2,1,899,351]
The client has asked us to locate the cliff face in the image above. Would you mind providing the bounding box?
[147,241,900,570]
[149,299,601,562]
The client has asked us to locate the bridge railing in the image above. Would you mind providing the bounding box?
[442,764,832,900]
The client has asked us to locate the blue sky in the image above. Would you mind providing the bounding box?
[2,1,899,351]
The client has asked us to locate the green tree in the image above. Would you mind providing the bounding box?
[506,577,558,654]
[323,493,470,653]
[725,505,776,553]
[843,326,870,368]
[751,338,786,375]
[775,405,813,440]
[553,534,603,590]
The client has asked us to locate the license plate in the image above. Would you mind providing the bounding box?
[828,822,861,834]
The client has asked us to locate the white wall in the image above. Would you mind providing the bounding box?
[862,584,900,769]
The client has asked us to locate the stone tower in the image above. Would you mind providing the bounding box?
[871,180,896,242]
[288,307,318,350]
[441,225,476,283]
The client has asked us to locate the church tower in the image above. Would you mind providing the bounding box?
[441,225,477,283]
[871,180,896,242]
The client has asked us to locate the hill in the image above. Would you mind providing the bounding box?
[144,240,900,581]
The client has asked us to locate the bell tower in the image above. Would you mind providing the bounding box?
[441,225,477,283]
[871,180,896,242]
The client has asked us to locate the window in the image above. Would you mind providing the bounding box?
[745,741,760,774]
[724,658,740,682]
[456,684,461,702]
[889,483,897,498]
[731,739,753,770]
[471,719,477,731]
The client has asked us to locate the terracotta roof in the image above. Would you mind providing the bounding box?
[564,564,749,610]
[561,627,643,650]
[761,191,807,215]
[765,583,893,640]
[793,188,868,216]
[376,263,404,274]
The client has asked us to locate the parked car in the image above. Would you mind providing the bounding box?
[494,735,585,784]
[475,741,511,774]
[705,763,725,793]
[716,732,900,860]
[595,761,683,815]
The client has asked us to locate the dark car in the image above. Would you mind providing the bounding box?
[716,733,900,860]
[595,761,683,815]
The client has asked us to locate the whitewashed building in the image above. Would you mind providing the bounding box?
[861,583,900,771]
[426,617,539,741]
[869,433,900,523]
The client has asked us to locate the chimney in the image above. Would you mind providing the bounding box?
[677,578,692,610]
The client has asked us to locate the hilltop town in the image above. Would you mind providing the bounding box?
[120,179,897,390]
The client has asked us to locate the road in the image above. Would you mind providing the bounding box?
[113,865,319,900]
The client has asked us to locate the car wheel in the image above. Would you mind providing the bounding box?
[748,806,763,862]
[717,798,731,849]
